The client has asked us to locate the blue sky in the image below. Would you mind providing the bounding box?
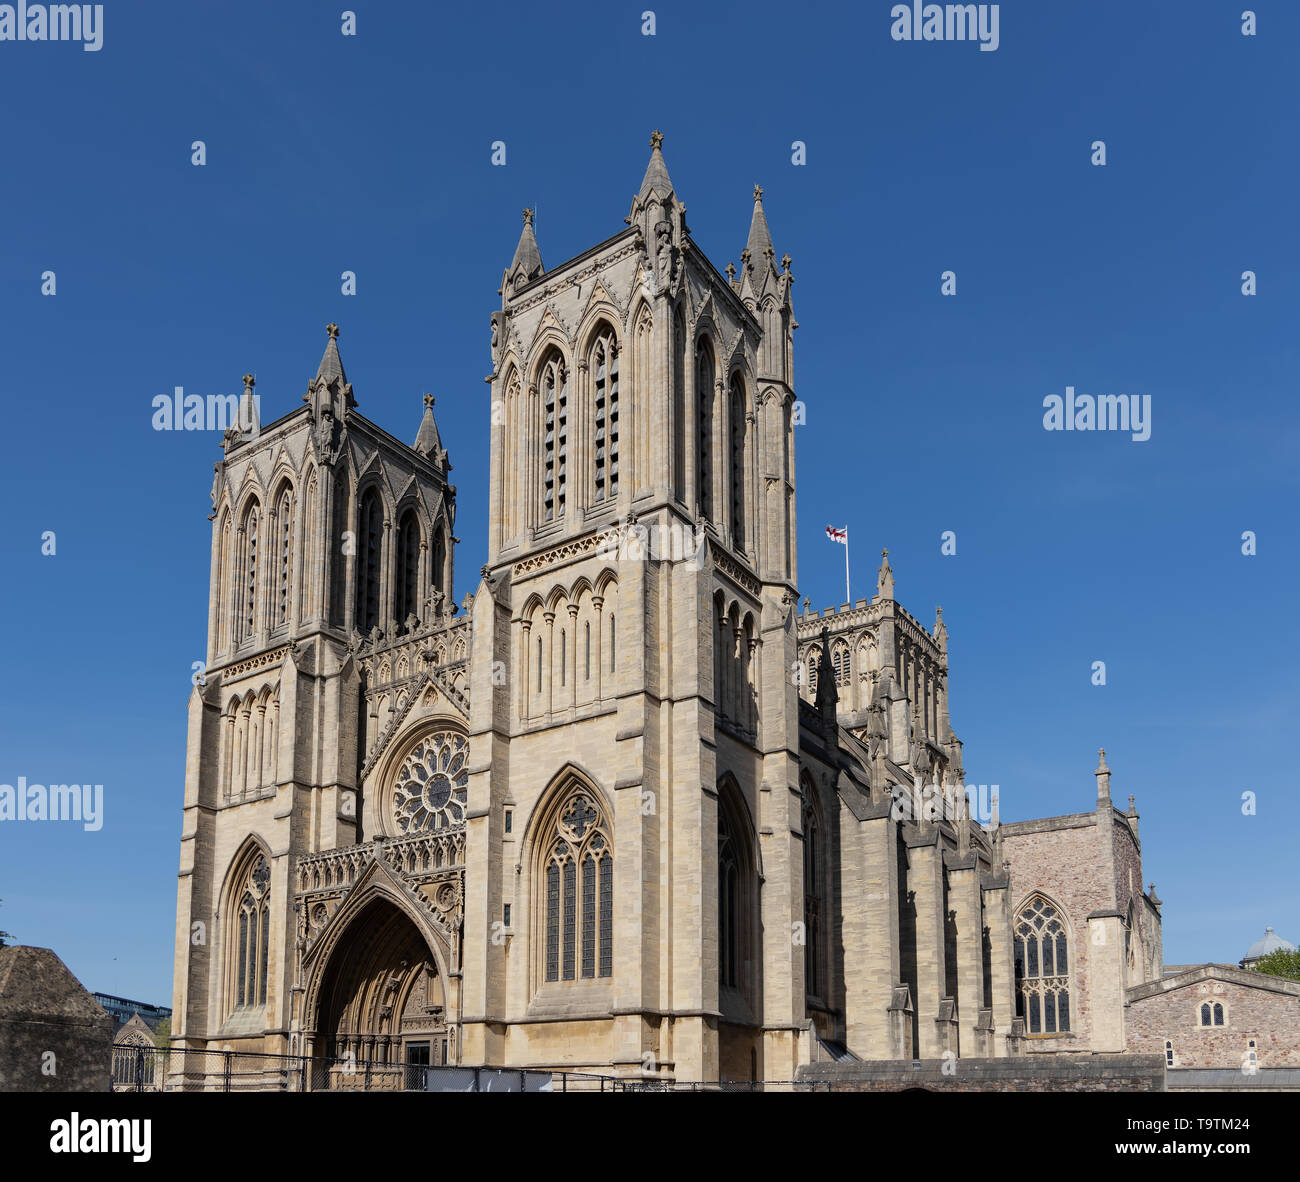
[0,0,1295,1003]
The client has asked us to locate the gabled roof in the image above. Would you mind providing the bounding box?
[1128,961,1300,1004]
[0,945,112,1027]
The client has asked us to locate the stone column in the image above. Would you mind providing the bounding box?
[1087,911,1127,1051]
[543,611,555,716]
[840,801,900,1058]
[592,595,604,701]
[982,869,1016,1056]
[945,850,985,1058]
[907,829,949,1058]
[567,604,579,711]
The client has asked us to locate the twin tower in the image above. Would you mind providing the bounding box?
[173,134,1005,1086]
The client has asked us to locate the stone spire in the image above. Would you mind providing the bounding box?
[228,372,258,444]
[638,129,674,201]
[316,322,346,385]
[508,208,544,284]
[875,548,895,601]
[414,392,443,459]
[1095,747,1111,801]
[744,184,775,272]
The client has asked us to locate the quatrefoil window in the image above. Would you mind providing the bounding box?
[392,731,469,833]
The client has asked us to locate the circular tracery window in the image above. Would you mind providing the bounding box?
[392,731,469,833]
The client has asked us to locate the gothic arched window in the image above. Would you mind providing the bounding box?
[591,329,619,503]
[238,499,261,641]
[275,486,293,628]
[394,510,421,631]
[696,339,715,521]
[541,354,568,522]
[215,509,232,652]
[717,781,757,1012]
[355,488,382,634]
[431,524,447,602]
[729,375,746,551]
[391,730,469,833]
[302,474,318,620]
[672,308,686,499]
[226,846,271,1013]
[541,789,613,983]
[831,642,851,687]
[1013,895,1071,1034]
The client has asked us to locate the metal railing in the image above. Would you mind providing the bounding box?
[111,1046,616,1093]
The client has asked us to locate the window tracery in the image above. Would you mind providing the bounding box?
[1013,895,1071,1035]
[541,789,612,983]
[391,731,469,833]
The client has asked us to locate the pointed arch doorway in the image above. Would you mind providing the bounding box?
[308,896,455,1089]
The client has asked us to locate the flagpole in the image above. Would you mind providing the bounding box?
[844,526,851,606]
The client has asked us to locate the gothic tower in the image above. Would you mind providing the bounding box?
[463,133,804,1079]
[171,327,456,1061]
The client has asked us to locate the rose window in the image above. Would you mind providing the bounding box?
[392,731,469,832]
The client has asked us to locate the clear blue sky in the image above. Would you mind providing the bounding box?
[0,1,1295,1003]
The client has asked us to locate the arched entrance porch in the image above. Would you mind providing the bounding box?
[301,883,459,1090]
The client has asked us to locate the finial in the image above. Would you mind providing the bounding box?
[725,262,736,280]
[1128,793,1136,814]
[326,323,339,339]
[522,208,534,226]
[423,393,434,410]
[802,596,811,613]
[781,253,792,273]
[876,548,895,601]
[649,129,663,150]
[242,373,255,392]
[1097,747,1108,772]
[753,184,764,202]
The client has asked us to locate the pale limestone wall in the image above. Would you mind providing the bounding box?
[170,144,1161,1088]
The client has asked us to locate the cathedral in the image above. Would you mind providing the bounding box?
[170,134,1298,1088]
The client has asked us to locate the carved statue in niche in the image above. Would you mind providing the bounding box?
[655,220,675,292]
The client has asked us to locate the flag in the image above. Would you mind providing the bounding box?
[825,525,847,544]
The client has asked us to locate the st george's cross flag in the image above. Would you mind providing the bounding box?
[825,525,847,543]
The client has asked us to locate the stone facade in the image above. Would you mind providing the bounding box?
[1127,965,1300,1070]
[168,134,1297,1088]
[999,752,1164,1054]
